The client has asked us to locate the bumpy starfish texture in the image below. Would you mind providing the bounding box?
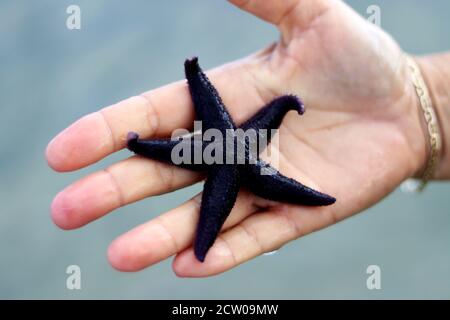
[127,57,336,262]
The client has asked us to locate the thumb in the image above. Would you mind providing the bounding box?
[228,0,330,27]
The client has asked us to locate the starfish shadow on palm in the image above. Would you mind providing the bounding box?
[127,57,335,262]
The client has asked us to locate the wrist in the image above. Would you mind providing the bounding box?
[395,56,429,181]
[416,54,450,180]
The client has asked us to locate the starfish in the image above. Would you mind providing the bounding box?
[127,57,336,262]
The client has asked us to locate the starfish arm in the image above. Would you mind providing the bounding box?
[126,132,207,171]
[239,95,304,145]
[195,165,239,262]
[241,161,336,206]
[184,57,235,131]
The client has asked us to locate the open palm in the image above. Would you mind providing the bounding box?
[47,0,425,277]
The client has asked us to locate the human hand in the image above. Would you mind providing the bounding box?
[47,0,426,277]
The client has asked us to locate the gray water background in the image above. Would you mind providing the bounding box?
[0,0,449,299]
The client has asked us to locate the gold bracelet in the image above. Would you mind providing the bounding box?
[405,54,442,191]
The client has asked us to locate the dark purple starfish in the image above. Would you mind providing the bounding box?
[127,57,336,262]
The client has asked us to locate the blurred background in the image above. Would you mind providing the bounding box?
[0,0,449,299]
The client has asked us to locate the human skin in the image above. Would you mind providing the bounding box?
[46,0,449,277]
[417,53,450,179]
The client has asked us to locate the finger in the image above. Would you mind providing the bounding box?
[229,0,299,25]
[51,156,201,230]
[228,0,330,31]
[46,60,271,172]
[107,191,257,272]
[172,205,336,277]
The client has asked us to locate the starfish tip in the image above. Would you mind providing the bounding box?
[298,101,305,115]
[126,132,139,150]
[323,195,337,206]
[290,95,305,115]
[184,56,200,73]
[279,95,305,115]
[194,250,206,263]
